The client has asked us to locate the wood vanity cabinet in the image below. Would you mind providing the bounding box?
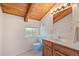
[42,40,53,56]
[42,40,79,56]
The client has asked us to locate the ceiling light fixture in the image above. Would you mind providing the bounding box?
[51,3,71,15]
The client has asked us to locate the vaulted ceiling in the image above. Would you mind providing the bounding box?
[0,3,55,22]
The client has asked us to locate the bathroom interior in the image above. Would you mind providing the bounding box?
[0,3,79,56]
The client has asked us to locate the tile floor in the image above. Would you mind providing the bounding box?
[18,49,42,56]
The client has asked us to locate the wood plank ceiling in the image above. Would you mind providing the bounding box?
[24,3,55,21]
[1,3,29,17]
[1,3,55,21]
[53,7,72,23]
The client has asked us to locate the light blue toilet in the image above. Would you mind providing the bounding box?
[32,35,42,54]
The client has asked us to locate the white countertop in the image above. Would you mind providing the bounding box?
[44,39,79,51]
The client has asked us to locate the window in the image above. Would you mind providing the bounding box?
[25,27,40,37]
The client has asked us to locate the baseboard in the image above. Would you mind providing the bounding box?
[16,48,33,56]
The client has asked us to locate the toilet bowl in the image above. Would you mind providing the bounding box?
[32,35,42,54]
[32,42,42,54]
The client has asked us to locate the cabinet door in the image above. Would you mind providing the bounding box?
[54,43,79,56]
[53,50,66,56]
[43,44,53,56]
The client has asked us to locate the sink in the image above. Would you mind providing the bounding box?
[52,34,73,44]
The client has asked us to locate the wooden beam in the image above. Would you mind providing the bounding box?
[53,7,72,23]
[24,3,32,22]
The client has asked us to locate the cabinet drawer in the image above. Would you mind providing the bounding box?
[54,43,79,56]
[43,40,52,47]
